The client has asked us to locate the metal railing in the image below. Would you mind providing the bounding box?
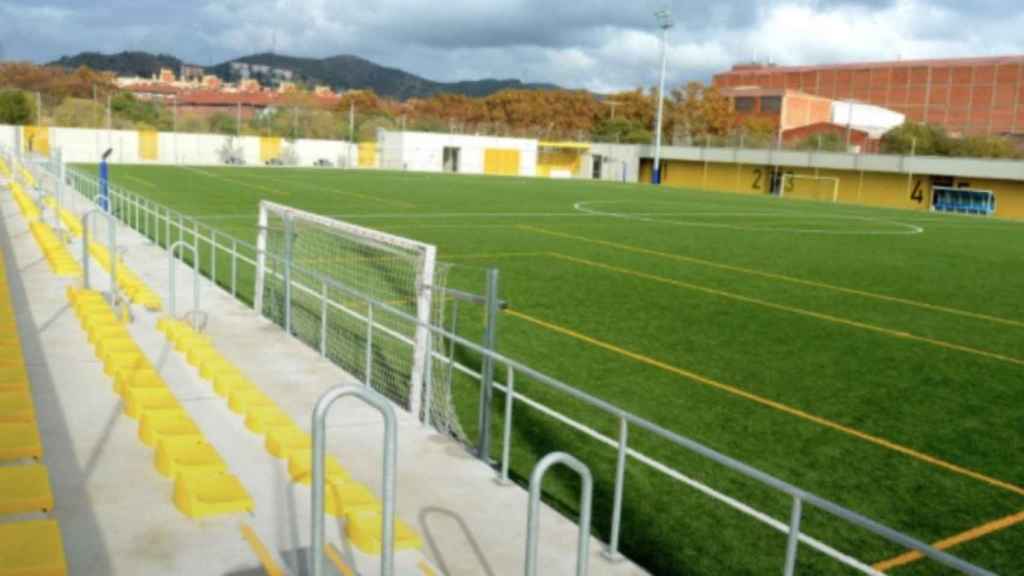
[310,385,398,576]
[526,452,593,576]
[81,209,118,304]
[21,152,996,576]
[168,241,201,328]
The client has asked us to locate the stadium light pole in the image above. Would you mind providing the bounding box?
[652,8,674,184]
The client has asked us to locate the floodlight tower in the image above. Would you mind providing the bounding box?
[652,8,674,184]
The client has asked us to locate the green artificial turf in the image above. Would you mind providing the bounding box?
[78,164,1024,575]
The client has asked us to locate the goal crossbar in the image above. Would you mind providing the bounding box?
[255,200,437,417]
[780,174,840,203]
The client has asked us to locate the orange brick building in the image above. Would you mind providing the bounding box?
[713,55,1024,137]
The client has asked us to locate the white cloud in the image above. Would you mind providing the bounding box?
[1,0,1023,93]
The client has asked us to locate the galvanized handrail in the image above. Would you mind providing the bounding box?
[168,240,201,329]
[81,209,118,305]
[310,385,398,576]
[526,452,593,576]
[40,158,998,576]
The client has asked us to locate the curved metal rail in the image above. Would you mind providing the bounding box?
[526,452,593,576]
[310,385,398,576]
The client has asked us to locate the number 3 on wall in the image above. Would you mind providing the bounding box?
[910,179,924,203]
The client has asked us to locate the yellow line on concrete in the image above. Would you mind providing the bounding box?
[239,524,285,576]
[504,308,1024,497]
[520,225,1024,329]
[873,510,1024,572]
[325,543,356,576]
[418,559,439,575]
[547,252,1024,369]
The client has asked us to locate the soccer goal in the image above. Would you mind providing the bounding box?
[779,174,840,203]
[254,200,454,428]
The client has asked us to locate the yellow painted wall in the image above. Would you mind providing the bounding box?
[260,137,283,163]
[639,159,653,184]
[138,130,159,161]
[358,142,378,168]
[537,149,583,177]
[662,160,705,189]
[483,149,521,176]
[22,126,49,155]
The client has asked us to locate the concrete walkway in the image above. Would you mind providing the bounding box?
[1,177,648,575]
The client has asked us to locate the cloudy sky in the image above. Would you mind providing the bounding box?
[1,0,1022,92]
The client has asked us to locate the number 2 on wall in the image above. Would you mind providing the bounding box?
[752,168,762,190]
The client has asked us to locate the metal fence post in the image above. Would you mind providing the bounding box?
[284,213,294,335]
[310,385,397,576]
[364,303,374,386]
[526,452,593,576]
[783,497,803,576]
[319,280,328,357]
[231,238,238,298]
[497,365,515,485]
[477,267,500,460]
[603,418,629,560]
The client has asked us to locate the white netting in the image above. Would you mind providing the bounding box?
[257,202,465,439]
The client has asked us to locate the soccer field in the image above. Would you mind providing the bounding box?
[85,164,1023,574]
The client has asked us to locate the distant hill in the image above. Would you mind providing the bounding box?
[49,51,560,100]
[49,51,187,79]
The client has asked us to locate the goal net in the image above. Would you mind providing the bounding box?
[254,201,462,437]
[780,174,840,203]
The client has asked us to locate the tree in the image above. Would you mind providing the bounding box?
[52,97,103,128]
[591,118,651,144]
[739,117,777,148]
[0,90,34,124]
[793,131,847,152]
[208,112,238,135]
[668,82,735,143]
[880,122,952,155]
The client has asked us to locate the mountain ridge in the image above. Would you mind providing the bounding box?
[48,50,561,100]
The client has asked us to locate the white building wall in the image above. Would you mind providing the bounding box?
[378,131,538,176]
[831,101,905,137]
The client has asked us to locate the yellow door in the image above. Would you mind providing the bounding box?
[260,137,283,163]
[138,130,159,161]
[484,149,520,176]
[23,126,49,155]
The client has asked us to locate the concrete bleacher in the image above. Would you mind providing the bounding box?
[0,165,648,574]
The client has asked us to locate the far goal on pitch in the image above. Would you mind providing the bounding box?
[254,200,462,436]
[779,174,840,203]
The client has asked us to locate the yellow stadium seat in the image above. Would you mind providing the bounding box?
[0,464,54,514]
[0,519,67,576]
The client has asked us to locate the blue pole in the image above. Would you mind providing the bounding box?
[652,163,661,185]
[99,158,109,211]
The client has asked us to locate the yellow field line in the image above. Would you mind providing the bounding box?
[239,524,285,576]
[873,510,1024,572]
[547,252,1024,369]
[504,308,1024,497]
[418,559,439,575]
[520,225,1024,329]
[181,166,289,198]
[260,174,418,209]
[325,543,356,576]
[122,175,156,188]
[444,251,548,260]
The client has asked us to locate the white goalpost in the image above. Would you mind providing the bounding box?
[779,174,840,203]
[254,200,442,423]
